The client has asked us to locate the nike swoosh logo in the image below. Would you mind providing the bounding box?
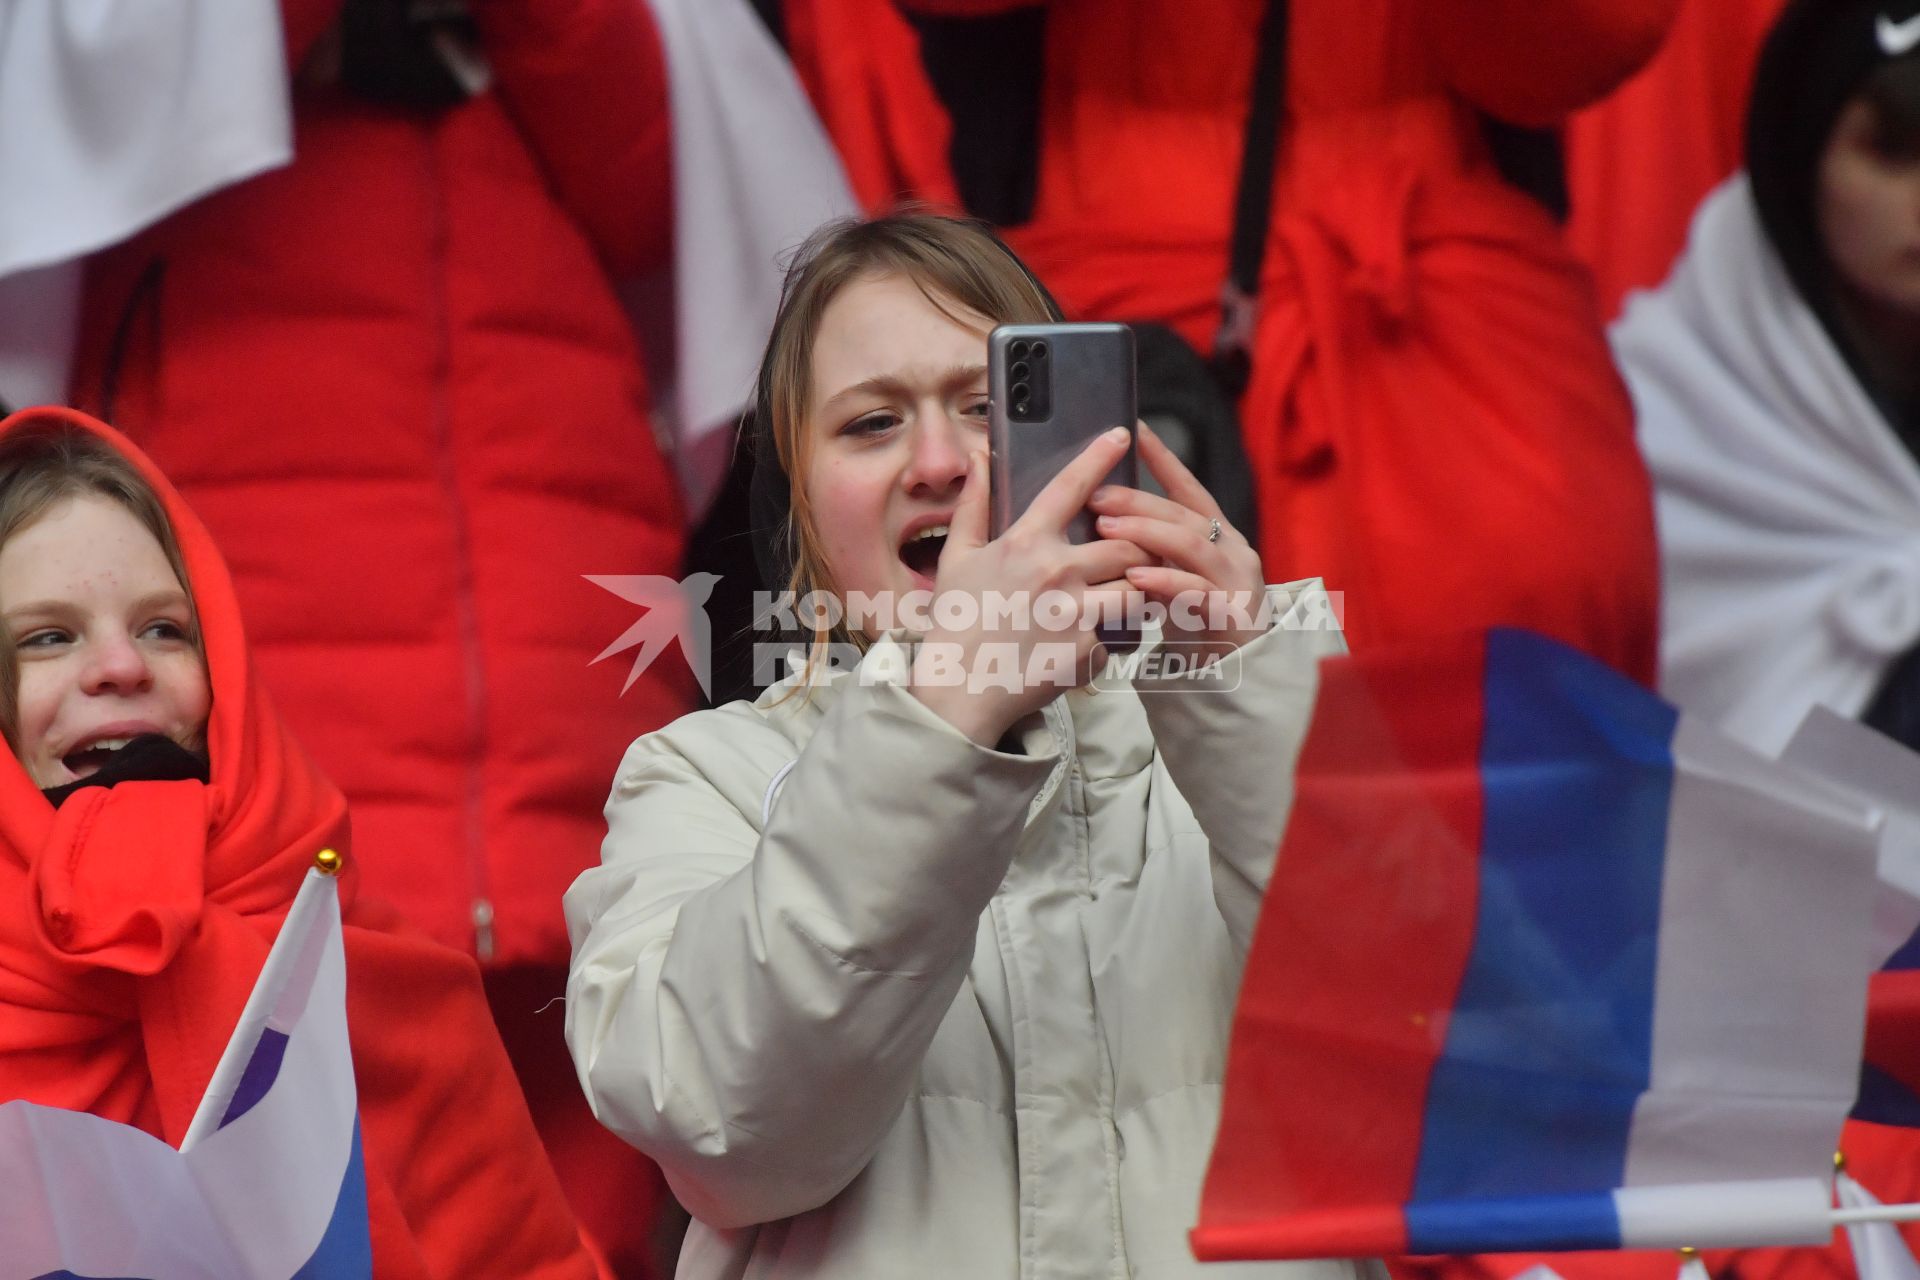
[1879,11,1920,56]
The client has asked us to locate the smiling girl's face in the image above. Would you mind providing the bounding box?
[0,492,209,787]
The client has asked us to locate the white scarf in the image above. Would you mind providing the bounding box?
[1615,175,1920,755]
[0,0,293,280]
[0,0,292,406]
[631,0,857,516]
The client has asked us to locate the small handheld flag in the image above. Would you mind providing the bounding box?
[1837,1154,1920,1280]
[1193,630,1884,1261]
[0,852,371,1279]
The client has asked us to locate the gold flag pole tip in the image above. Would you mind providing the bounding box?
[314,848,344,877]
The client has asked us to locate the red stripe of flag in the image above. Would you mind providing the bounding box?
[1194,633,1490,1261]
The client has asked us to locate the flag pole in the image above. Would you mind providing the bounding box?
[1829,1147,1920,1225]
[1831,1204,1920,1226]
[180,848,345,1150]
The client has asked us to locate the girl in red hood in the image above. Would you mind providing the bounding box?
[0,405,601,1279]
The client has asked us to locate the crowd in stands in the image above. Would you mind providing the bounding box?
[2,0,1917,1275]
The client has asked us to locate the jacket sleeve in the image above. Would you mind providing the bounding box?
[565,643,1057,1229]
[466,0,673,278]
[1131,580,1347,956]
[1417,0,1680,126]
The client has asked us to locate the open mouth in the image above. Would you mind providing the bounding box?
[899,524,950,579]
[62,736,143,779]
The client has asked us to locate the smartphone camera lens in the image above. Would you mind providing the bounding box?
[1012,361,1030,380]
[1031,341,1048,360]
[1010,340,1031,359]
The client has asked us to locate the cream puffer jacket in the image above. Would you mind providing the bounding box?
[565,581,1366,1280]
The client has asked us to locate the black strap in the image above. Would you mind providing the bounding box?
[1227,0,1290,300]
[1480,114,1569,222]
[908,8,1049,227]
[1213,0,1290,387]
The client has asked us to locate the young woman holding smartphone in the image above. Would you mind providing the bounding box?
[564,213,1363,1279]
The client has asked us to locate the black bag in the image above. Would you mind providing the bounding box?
[1120,0,1288,544]
[1132,322,1259,541]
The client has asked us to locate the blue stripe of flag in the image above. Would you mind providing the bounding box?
[1855,1062,1920,1127]
[1883,929,1920,972]
[218,1027,291,1129]
[1403,1192,1621,1255]
[292,1118,372,1278]
[1406,629,1677,1253]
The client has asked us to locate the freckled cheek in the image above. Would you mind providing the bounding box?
[161,657,213,730]
[13,669,69,760]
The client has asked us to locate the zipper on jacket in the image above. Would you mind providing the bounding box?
[471,898,496,963]
[419,117,496,963]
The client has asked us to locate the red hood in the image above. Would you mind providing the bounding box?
[0,407,600,1278]
[0,404,354,1132]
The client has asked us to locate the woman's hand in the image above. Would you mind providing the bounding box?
[1088,422,1268,664]
[910,428,1151,746]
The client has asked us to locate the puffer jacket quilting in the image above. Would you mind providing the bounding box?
[566,581,1368,1279]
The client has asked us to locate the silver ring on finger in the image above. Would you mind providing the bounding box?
[1206,517,1222,544]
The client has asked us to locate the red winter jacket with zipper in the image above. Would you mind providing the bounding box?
[68,0,692,967]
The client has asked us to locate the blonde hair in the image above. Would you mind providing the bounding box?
[751,212,1060,686]
[0,426,201,750]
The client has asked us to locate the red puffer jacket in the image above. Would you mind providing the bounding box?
[67,0,691,968]
[893,0,1671,687]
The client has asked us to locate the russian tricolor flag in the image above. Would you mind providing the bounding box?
[1193,630,1885,1262]
[1,865,370,1279]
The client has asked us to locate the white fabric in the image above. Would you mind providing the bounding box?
[635,0,859,516]
[1780,706,1920,967]
[0,1102,244,1277]
[0,0,855,522]
[0,870,356,1278]
[1621,714,1882,1206]
[0,0,292,408]
[1840,1169,1920,1280]
[1611,1179,1836,1251]
[0,0,292,278]
[566,583,1353,1279]
[1614,175,1920,755]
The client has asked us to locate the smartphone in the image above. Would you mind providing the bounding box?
[987,322,1138,542]
[988,322,1139,650]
